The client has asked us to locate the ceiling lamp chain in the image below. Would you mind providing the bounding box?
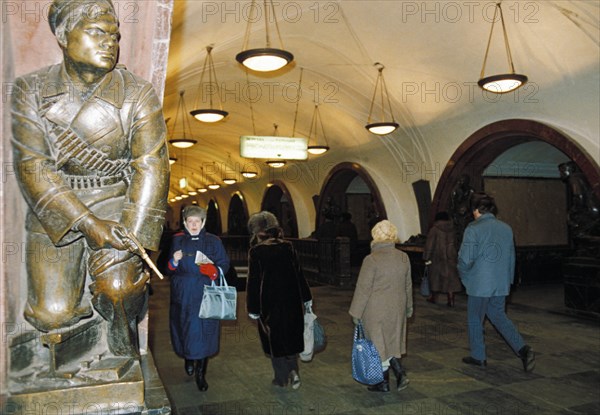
[266,124,287,168]
[365,63,399,135]
[478,2,528,93]
[240,71,260,179]
[236,0,294,72]
[191,45,229,122]
[197,167,208,193]
[292,68,329,155]
[291,68,303,137]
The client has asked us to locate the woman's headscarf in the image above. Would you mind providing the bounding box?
[182,205,207,235]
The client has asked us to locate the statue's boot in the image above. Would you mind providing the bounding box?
[89,249,149,357]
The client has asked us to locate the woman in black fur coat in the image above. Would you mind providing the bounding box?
[246,211,313,389]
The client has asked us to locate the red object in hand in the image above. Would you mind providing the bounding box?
[200,263,218,280]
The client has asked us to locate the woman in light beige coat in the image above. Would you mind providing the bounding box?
[349,220,413,392]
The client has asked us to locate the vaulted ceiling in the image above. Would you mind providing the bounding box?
[162,1,599,201]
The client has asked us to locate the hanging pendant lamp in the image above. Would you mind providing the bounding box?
[222,153,238,185]
[207,162,221,189]
[236,0,294,72]
[266,160,286,168]
[190,46,229,122]
[196,168,208,193]
[477,2,528,93]
[307,104,330,155]
[365,63,399,135]
[168,91,197,148]
[241,159,259,178]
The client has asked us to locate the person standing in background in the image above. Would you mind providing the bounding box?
[349,220,413,392]
[337,212,359,262]
[458,193,535,372]
[315,212,337,240]
[246,211,313,389]
[167,205,230,391]
[423,212,462,307]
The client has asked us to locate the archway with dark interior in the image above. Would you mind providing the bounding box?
[261,181,299,238]
[205,199,222,236]
[227,192,249,236]
[431,119,600,313]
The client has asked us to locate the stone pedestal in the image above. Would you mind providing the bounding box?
[4,316,170,414]
[4,351,169,415]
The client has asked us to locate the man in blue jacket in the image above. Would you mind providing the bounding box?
[458,193,535,372]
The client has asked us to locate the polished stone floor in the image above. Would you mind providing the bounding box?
[147,277,600,415]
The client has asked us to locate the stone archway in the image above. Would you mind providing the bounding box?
[205,199,222,235]
[261,181,299,238]
[431,119,600,289]
[432,119,600,217]
[316,162,387,236]
[227,192,249,236]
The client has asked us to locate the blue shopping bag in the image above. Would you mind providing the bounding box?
[351,322,383,385]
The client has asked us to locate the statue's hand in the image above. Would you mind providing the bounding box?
[77,214,131,251]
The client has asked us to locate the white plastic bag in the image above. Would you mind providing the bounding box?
[300,307,317,362]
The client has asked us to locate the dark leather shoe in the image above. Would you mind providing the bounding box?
[389,357,410,391]
[519,345,535,372]
[184,359,194,376]
[367,381,390,392]
[462,356,487,367]
[367,370,390,392]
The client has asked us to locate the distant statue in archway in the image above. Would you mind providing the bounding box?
[558,161,600,238]
[449,174,475,243]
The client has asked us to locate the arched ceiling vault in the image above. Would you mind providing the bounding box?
[164,1,600,199]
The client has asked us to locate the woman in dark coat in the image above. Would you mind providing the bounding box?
[423,211,462,306]
[166,205,230,391]
[246,211,313,389]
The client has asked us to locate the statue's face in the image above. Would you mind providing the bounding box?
[65,12,119,74]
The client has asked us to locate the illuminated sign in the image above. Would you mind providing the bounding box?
[240,136,308,160]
